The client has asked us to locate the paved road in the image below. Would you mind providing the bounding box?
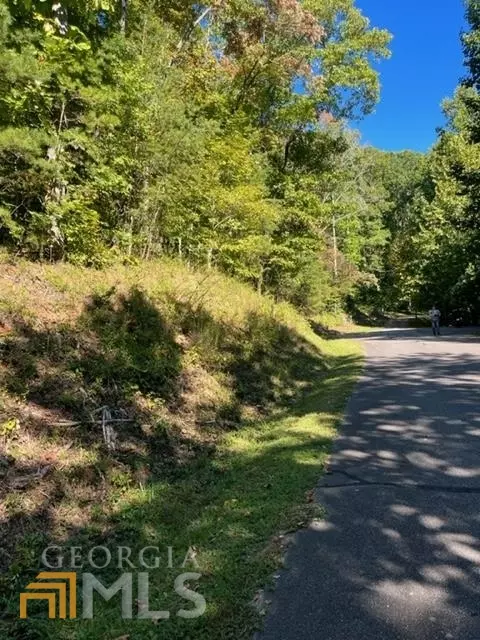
[258,328,480,640]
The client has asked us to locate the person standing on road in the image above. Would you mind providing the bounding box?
[429,304,441,336]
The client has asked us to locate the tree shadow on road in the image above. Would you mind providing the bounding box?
[260,346,480,639]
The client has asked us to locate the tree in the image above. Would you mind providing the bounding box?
[406,0,480,322]
[0,0,393,313]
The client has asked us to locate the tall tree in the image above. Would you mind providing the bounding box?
[404,0,480,322]
[0,0,393,313]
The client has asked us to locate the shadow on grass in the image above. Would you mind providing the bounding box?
[3,287,333,424]
[259,344,480,640]
[3,287,182,409]
[0,286,363,639]
[1,350,361,640]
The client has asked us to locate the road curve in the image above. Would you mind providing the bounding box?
[258,328,480,640]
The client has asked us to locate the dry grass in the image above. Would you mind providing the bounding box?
[0,257,363,640]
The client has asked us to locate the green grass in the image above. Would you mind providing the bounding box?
[0,259,363,640]
[4,340,362,640]
[312,311,378,336]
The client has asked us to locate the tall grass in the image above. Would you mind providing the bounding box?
[0,258,363,640]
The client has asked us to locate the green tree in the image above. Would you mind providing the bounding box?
[0,0,393,313]
[407,0,480,322]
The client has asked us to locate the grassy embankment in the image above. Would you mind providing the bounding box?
[0,257,363,640]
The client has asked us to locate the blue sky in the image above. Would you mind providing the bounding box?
[355,0,467,152]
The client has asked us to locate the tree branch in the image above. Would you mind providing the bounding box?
[170,5,214,66]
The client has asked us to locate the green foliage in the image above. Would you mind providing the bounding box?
[0,416,19,439]
[79,287,182,397]
[0,0,393,312]
[361,149,432,311]
[389,1,480,323]
[360,0,480,323]
[0,258,363,640]
[463,0,480,90]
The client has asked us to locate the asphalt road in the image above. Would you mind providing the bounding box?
[258,328,480,640]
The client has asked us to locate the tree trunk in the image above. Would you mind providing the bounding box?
[144,209,158,260]
[127,215,134,257]
[120,0,127,34]
[257,264,264,295]
[332,215,338,280]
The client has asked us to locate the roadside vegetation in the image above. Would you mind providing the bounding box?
[2,0,480,636]
[0,258,362,639]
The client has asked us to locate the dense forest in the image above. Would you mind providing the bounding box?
[2,4,480,638]
[0,0,479,322]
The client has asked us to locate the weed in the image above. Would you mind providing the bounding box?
[1,417,19,440]
[0,258,364,639]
